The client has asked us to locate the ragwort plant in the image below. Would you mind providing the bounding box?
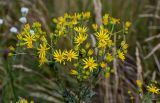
[135,80,160,103]
[11,12,131,102]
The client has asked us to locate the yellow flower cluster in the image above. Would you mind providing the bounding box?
[53,12,90,37]
[95,27,113,49]
[17,24,36,48]
[125,21,132,33]
[53,49,78,64]
[14,12,130,80]
[116,41,129,61]
[17,22,49,65]
[102,14,120,25]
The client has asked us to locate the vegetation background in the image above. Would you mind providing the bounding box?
[0,0,160,103]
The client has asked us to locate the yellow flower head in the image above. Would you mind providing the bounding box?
[17,99,28,103]
[98,41,107,49]
[57,16,66,25]
[103,14,109,25]
[74,34,88,46]
[136,80,142,88]
[111,17,120,24]
[64,50,78,61]
[83,57,97,71]
[72,13,81,20]
[117,50,125,61]
[121,41,128,50]
[82,12,91,19]
[23,34,36,48]
[39,57,46,65]
[147,84,160,94]
[106,53,114,62]
[67,20,78,28]
[64,13,71,19]
[87,49,94,56]
[74,26,88,34]
[124,21,131,33]
[70,69,78,75]
[9,46,15,51]
[92,23,98,31]
[100,62,106,69]
[85,42,91,49]
[38,43,49,65]
[105,72,110,78]
[38,43,49,58]
[125,21,132,28]
[53,50,66,64]
[95,29,109,42]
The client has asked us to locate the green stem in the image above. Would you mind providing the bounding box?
[4,60,16,102]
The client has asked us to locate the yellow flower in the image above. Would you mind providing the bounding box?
[98,41,107,49]
[17,33,23,40]
[103,14,109,25]
[123,44,128,51]
[39,57,46,65]
[38,43,49,58]
[32,22,41,29]
[40,36,47,43]
[23,34,36,48]
[17,99,28,103]
[85,43,90,49]
[125,21,132,28]
[9,46,15,51]
[74,45,79,51]
[37,43,49,65]
[92,23,98,31]
[120,41,128,53]
[117,50,125,61]
[111,17,120,24]
[67,20,78,28]
[147,84,160,94]
[136,80,142,88]
[8,53,14,57]
[87,49,93,56]
[74,34,88,46]
[121,41,128,50]
[72,13,81,20]
[105,72,110,78]
[30,101,34,103]
[106,53,113,62]
[82,75,88,79]
[85,71,90,76]
[83,57,97,71]
[82,12,91,19]
[53,50,66,64]
[16,98,34,103]
[64,13,72,19]
[100,62,106,69]
[124,21,131,33]
[80,48,86,56]
[74,26,88,34]
[70,69,78,75]
[57,16,66,25]
[64,50,78,61]
[95,29,109,42]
